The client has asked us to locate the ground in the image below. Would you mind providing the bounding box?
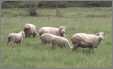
[0,7,112,68]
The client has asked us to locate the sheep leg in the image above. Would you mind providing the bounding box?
[11,43,16,48]
[24,32,29,38]
[7,37,11,45]
[7,41,12,46]
[91,48,94,54]
[8,41,13,47]
[73,46,78,51]
[29,34,31,37]
[58,44,64,48]
[25,33,30,38]
[51,43,55,49]
[7,41,10,45]
[72,44,79,51]
[18,41,22,47]
[64,44,67,48]
[59,45,64,48]
[88,48,94,54]
[51,41,56,49]
[32,32,36,37]
[41,39,48,44]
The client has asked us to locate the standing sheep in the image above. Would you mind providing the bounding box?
[71,32,104,51]
[24,23,37,38]
[38,26,65,37]
[7,31,25,46]
[40,33,73,49]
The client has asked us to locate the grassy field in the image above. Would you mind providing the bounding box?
[0,7,112,68]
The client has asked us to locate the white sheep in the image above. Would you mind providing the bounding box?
[38,26,65,37]
[71,32,104,51]
[7,31,25,45]
[40,33,73,49]
[24,23,37,38]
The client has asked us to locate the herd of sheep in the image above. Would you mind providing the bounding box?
[7,23,105,52]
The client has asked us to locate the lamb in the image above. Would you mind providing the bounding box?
[40,33,73,49]
[71,32,104,51]
[7,31,25,45]
[38,26,65,37]
[24,23,37,38]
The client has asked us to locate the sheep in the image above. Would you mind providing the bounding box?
[24,23,37,38]
[71,32,104,52]
[40,33,73,49]
[7,31,25,46]
[38,26,65,37]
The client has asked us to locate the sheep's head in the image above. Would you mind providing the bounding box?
[20,31,25,38]
[59,26,65,37]
[96,32,104,40]
[24,27,31,37]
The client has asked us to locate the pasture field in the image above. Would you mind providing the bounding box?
[0,7,112,68]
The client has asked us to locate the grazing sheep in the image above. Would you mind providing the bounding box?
[38,26,65,37]
[71,32,104,51]
[24,23,37,38]
[7,31,25,45]
[40,33,73,48]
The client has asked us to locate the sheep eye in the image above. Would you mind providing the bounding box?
[96,33,99,35]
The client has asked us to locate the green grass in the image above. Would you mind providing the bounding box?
[0,7,112,68]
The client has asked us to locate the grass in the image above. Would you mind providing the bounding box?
[0,7,112,68]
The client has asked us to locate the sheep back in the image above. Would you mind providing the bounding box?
[38,27,65,37]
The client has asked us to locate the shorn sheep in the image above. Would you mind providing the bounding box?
[40,33,73,49]
[7,31,25,46]
[71,32,104,51]
[38,26,65,37]
[24,23,37,38]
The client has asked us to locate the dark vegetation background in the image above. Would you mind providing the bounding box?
[1,1,112,16]
[2,1,112,8]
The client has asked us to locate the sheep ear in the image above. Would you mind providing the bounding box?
[96,33,99,35]
[95,32,100,35]
[59,26,65,30]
